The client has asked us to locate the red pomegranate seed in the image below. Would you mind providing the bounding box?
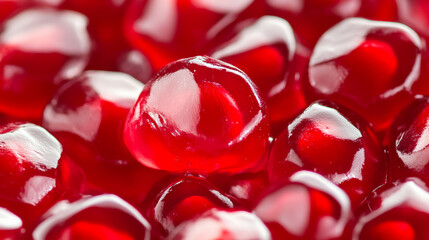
[58,0,129,16]
[143,175,240,237]
[32,194,151,240]
[0,8,91,120]
[57,221,135,240]
[168,209,271,240]
[0,208,23,240]
[117,50,153,84]
[124,56,270,174]
[358,0,398,21]
[264,0,361,48]
[388,98,429,184]
[0,123,64,223]
[58,0,132,70]
[0,0,26,23]
[397,0,429,39]
[43,71,144,166]
[354,180,429,239]
[268,101,386,207]
[212,16,307,131]
[308,18,423,134]
[254,171,353,239]
[124,0,263,71]
[43,71,167,201]
[363,221,415,240]
[208,171,269,206]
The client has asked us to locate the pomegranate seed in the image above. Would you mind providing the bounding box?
[143,174,240,237]
[254,171,353,239]
[212,16,307,132]
[124,56,270,174]
[58,0,132,70]
[0,208,23,240]
[168,209,271,240]
[354,180,429,239]
[308,18,423,134]
[0,123,64,223]
[208,171,269,206]
[32,194,151,240]
[265,0,361,48]
[124,0,264,71]
[43,71,167,201]
[268,101,386,207]
[388,98,429,185]
[0,8,91,120]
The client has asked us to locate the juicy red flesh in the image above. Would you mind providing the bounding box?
[0,123,63,223]
[143,175,239,237]
[254,171,353,239]
[168,209,271,240]
[268,101,386,207]
[212,16,307,132]
[32,195,150,240]
[388,98,429,185]
[0,0,26,22]
[57,152,168,204]
[354,180,429,239]
[117,50,154,84]
[43,71,143,166]
[124,56,270,174]
[308,18,422,134]
[359,0,398,21]
[57,0,132,70]
[0,208,23,240]
[264,0,362,48]
[43,71,166,202]
[208,171,270,207]
[0,8,91,120]
[396,0,429,39]
[57,221,135,240]
[124,0,264,71]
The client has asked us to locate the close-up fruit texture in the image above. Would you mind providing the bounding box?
[1,0,429,239]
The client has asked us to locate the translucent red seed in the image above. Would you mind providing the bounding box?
[212,16,307,132]
[308,18,423,134]
[0,0,25,22]
[58,0,132,70]
[124,0,264,71]
[265,0,361,48]
[43,71,144,166]
[0,8,91,120]
[208,171,269,206]
[168,209,271,240]
[124,56,270,174]
[0,123,64,223]
[254,171,353,239]
[32,194,151,240]
[268,101,385,207]
[43,71,166,201]
[0,208,23,240]
[388,98,429,185]
[354,180,429,239]
[142,175,239,237]
[397,0,429,39]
